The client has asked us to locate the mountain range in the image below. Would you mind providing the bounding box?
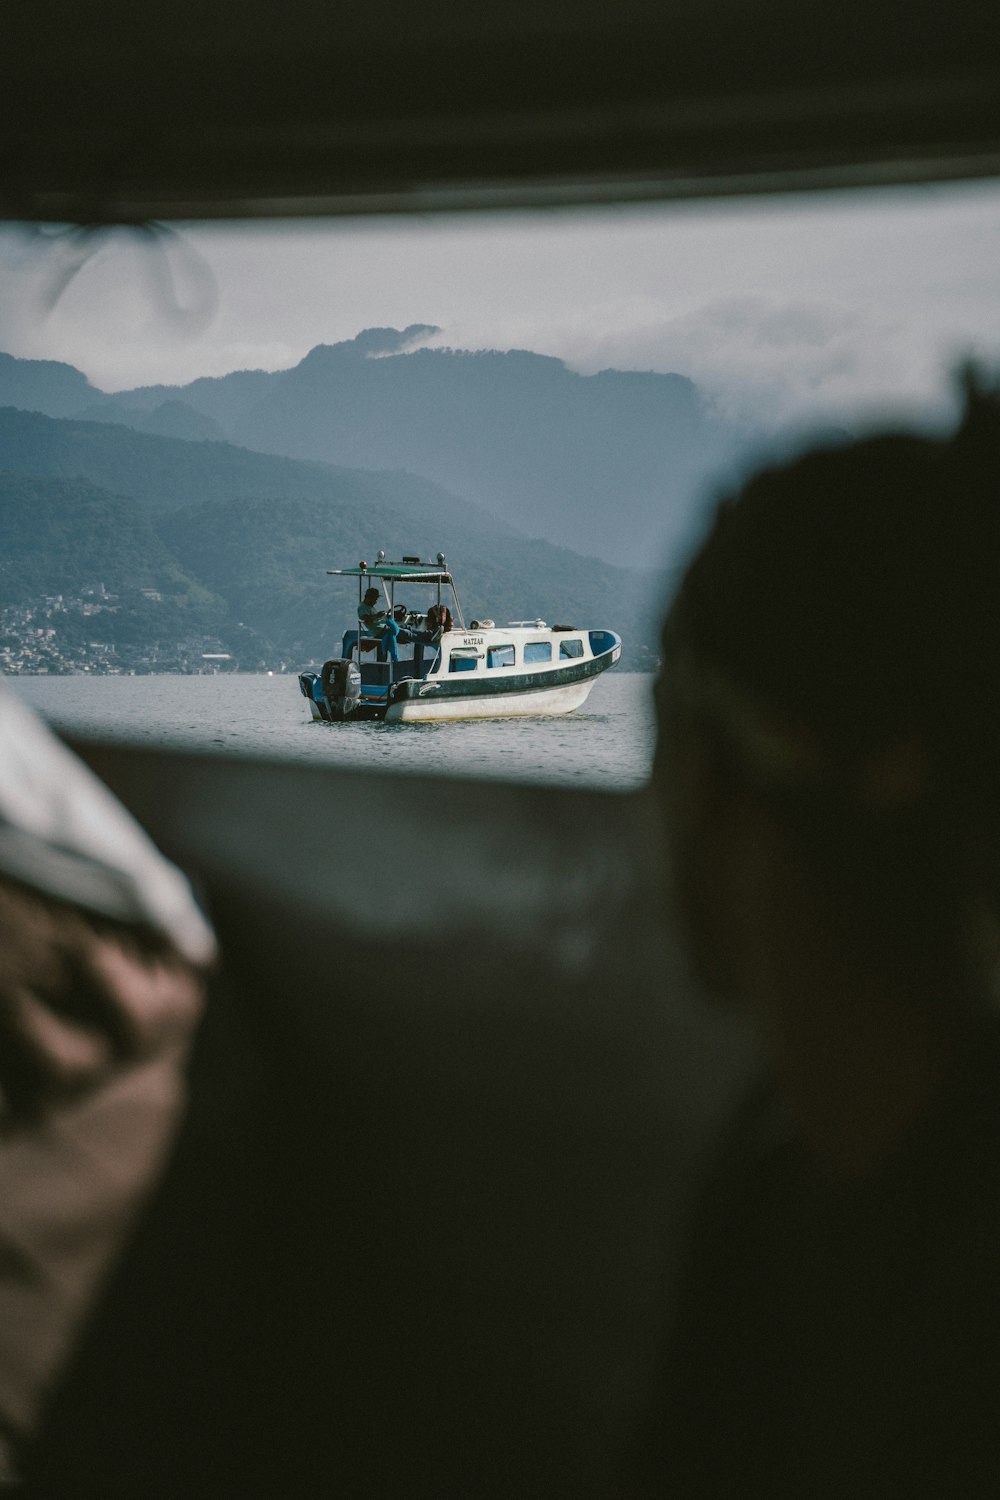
[0,329,757,568]
[0,331,761,667]
[0,405,662,666]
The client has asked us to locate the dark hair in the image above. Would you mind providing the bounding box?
[364,587,379,602]
[655,379,1000,999]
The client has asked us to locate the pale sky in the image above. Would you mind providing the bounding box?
[2,178,999,432]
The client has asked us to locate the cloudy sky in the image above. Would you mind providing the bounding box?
[2,178,999,432]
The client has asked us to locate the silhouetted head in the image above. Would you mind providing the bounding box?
[654,378,1000,1014]
[364,587,380,604]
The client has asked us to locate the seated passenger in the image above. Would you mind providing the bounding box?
[425,604,453,638]
[357,587,399,663]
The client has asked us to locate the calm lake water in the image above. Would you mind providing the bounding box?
[10,670,657,790]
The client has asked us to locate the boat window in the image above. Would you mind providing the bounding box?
[449,650,480,673]
[523,641,552,665]
[487,644,515,668]
[559,639,584,659]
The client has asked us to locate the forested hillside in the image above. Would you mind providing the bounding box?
[0,474,208,603]
[0,406,662,670]
[0,473,244,670]
[158,495,651,660]
[0,332,751,568]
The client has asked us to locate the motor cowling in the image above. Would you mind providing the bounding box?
[320,657,362,719]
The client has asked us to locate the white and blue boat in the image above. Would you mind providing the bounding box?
[298,552,621,723]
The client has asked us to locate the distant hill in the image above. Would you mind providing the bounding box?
[73,399,227,443]
[0,352,100,419]
[0,407,661,663]
[99,328,749,568]
[0,406,504,536]
[0,332,752,568]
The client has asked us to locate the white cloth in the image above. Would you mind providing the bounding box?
[0,686,215,966]
[0,685,213,1468]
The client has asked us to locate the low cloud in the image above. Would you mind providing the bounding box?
[410,296,981,436]
[2,214,994,422]
[560,297,958,428]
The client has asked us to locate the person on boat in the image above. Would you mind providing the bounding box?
[638,376,1000,1497]
[425,603,453,637]
[357,586,399,662]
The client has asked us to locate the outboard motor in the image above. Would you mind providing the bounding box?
[321,657,362,720]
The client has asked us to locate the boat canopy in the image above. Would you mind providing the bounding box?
[326,565,453,585]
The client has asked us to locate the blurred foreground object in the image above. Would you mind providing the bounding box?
[0,688,215,970]
[0,686,214,1476]
[3,0,1000,220]
[640,382,1000,1495]
[16,738,749,1498]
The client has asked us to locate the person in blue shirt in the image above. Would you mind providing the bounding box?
[357,586,399,662]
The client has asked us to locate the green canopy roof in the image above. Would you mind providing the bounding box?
[326,566,453,585]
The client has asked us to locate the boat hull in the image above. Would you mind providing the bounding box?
[386,673,598,722]
[385,638,620,722]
